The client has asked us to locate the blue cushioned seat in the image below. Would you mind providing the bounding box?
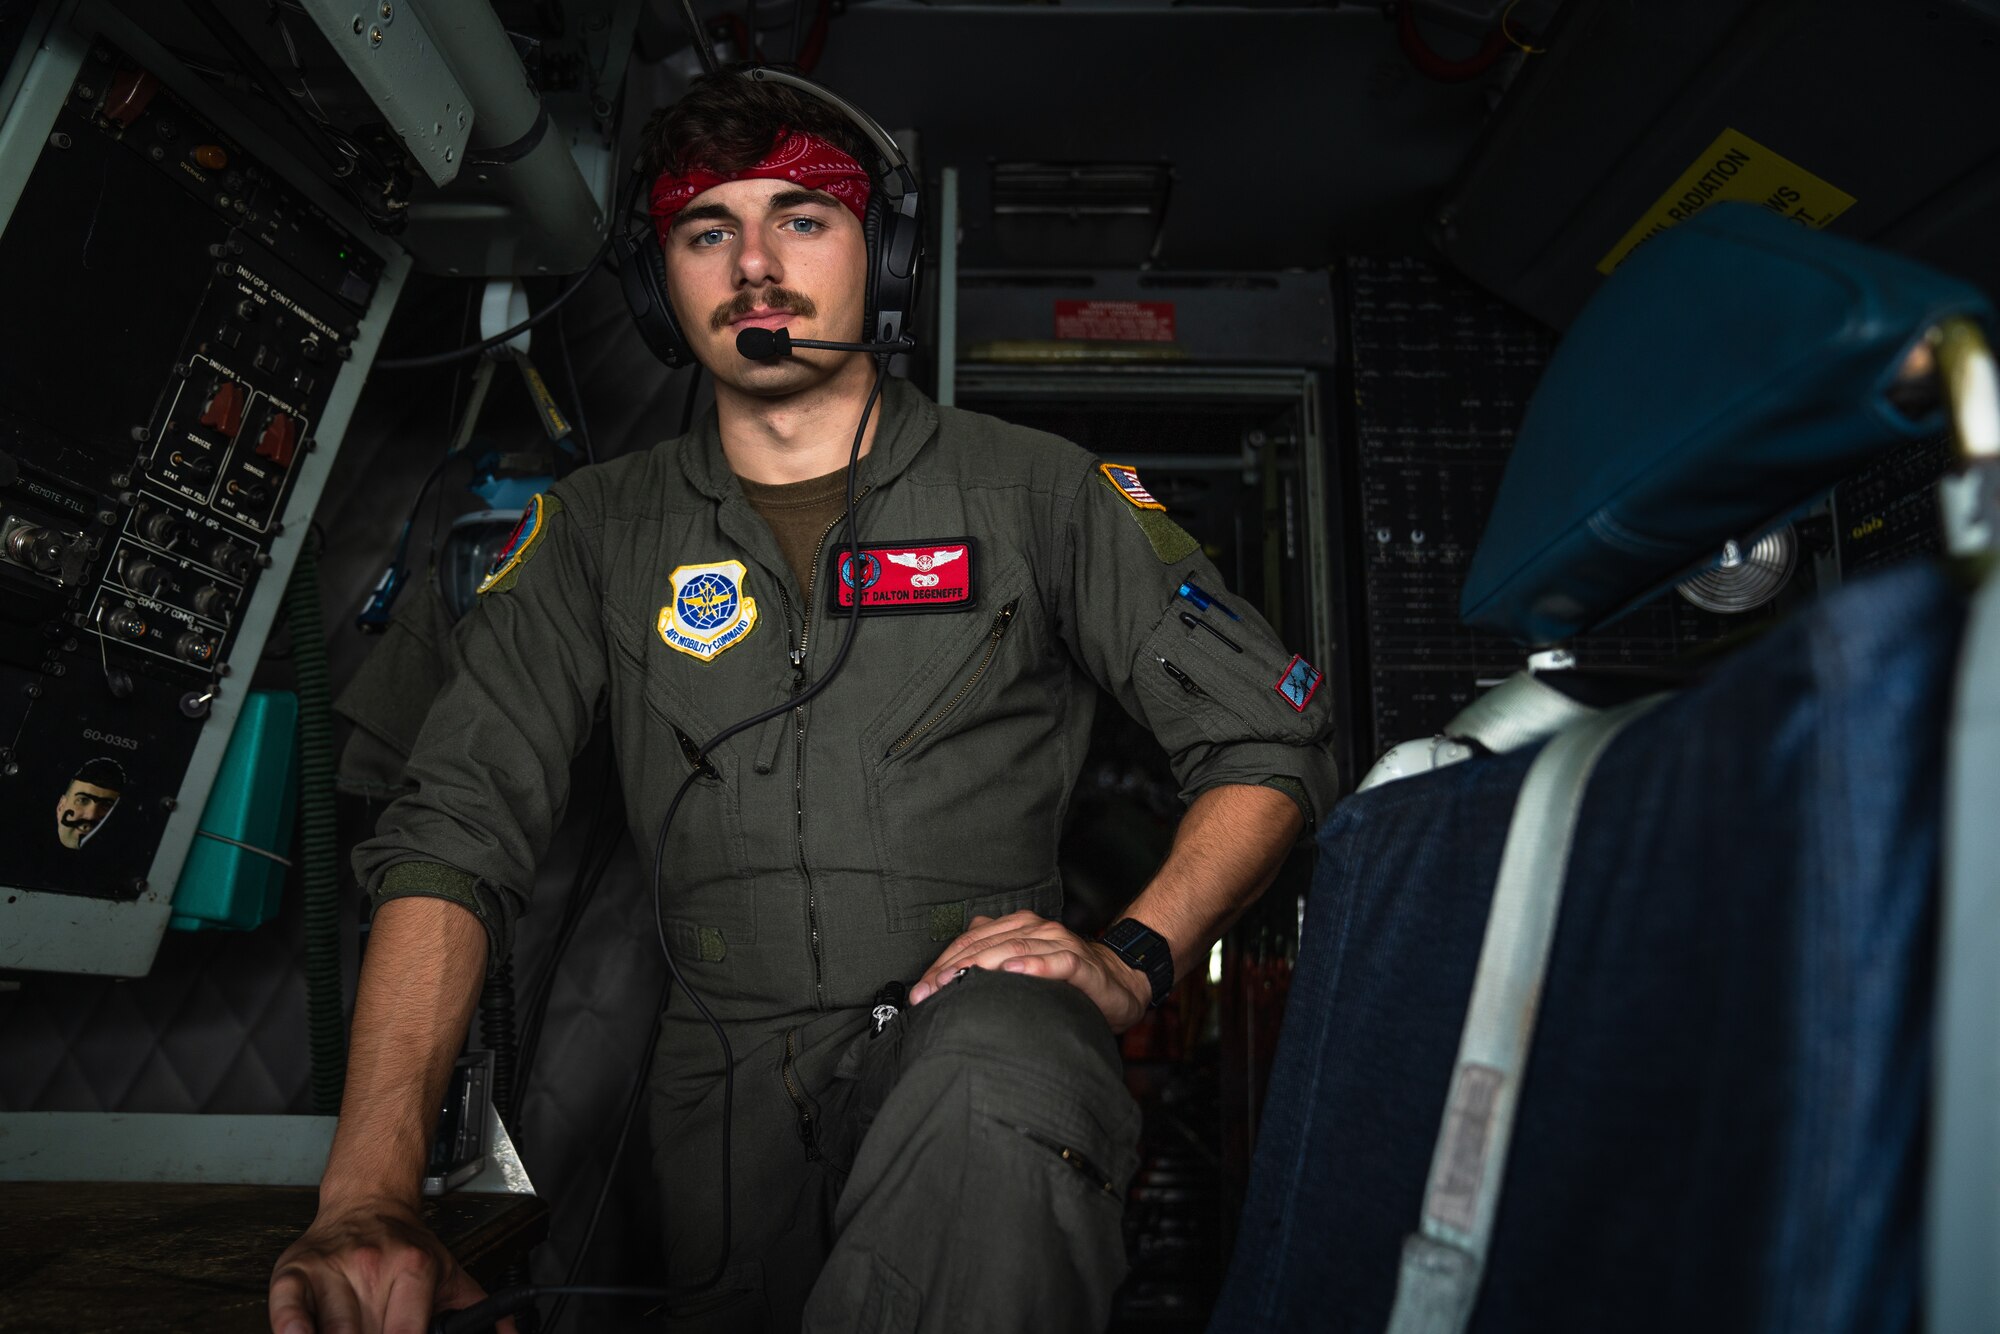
[1459,203,1993,645]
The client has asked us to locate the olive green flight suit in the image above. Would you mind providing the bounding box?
[354,377,1339,1331]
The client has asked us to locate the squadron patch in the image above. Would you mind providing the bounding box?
[825,538,978,614]
[658,560,759,660]
[1274,655,1322,713]
[477,493,558,597]
[1099,462,1167,511]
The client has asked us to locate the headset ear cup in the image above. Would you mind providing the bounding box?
[869,191,922,347]
[617,230,695,369]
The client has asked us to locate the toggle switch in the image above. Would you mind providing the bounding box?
[254,412,297,468]
[199,378,246,437]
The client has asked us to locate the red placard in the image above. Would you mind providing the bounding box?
[827,539,978,614]
[1054,300,1176,343]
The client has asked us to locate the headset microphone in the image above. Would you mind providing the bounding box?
[735,326,910,360]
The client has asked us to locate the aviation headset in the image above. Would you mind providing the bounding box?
[616,66,925,368]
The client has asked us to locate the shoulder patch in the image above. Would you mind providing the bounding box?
[1099,462,1166,511]
[477,493,560,597]
[1095,462,1199,562]
[1275,655,1323,712]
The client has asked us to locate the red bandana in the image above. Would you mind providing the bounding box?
[649,130,872,248]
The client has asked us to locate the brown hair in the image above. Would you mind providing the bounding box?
[637,64,875,182]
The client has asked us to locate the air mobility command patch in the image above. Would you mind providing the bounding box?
[658,560,758,661]
[477,493,559,597]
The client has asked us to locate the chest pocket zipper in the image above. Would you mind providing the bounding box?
[886,600,1018,758]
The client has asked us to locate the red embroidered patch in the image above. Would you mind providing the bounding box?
[826,538,978,614]
[1274,654,1322,712]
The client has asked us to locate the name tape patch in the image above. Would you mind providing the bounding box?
[659,559,759,660]
[827,538,978,614]
[1275,654,1322,713]
[1100,462,1166,512]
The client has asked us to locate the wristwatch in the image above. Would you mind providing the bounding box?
[1099,918,1176,1009]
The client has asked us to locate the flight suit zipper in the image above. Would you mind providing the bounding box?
[886,601,1019,757]
[780,1028,820,1161]
[784,490,871,1011]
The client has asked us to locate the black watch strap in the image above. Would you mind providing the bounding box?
[1100,918,1176,1009]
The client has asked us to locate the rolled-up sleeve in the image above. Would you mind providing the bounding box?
[1054,464,1340,823]
[351,485,608,960]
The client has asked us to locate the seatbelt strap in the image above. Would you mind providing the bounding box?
[1385,694,1667,1334]
[1926,566,2000,1331]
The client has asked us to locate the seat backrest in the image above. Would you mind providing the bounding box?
[1459,202,1994,647]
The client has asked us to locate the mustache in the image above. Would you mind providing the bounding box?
[709,288,817,332]
[59,811,100,829]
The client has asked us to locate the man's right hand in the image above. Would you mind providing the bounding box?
[267,1196,507,1334]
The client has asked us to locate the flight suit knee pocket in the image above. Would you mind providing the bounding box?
[805,1250,920,1334]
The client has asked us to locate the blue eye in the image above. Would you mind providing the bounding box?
[692,228,728,247]
[783,217,822,234]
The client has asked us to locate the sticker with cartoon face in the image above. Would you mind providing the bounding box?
[56,756,126,849]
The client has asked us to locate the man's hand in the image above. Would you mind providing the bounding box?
[909,911,1152,1033]
[268,1196,513,1334]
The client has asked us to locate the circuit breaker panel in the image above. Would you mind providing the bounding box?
[0,5,406,976]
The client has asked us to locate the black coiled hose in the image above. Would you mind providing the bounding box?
[284,534,347,1115]
[481,956,520,1126]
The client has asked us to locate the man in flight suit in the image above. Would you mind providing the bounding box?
[270,69,1337,1334]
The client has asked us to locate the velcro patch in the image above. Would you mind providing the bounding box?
[1099,462,1166,511]
[826,538,978,614]
[1275,654,1322,712]
[476,493,556,597]
[658,559,759,660]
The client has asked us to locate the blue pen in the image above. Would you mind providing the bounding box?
[1176,579,1241,621]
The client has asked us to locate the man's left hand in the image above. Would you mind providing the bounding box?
[909,910,1152,1033]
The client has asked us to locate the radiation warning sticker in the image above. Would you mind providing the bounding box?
[477,493,554,597]
[1596,127,1856,275]
[1100,463,1166,512]
[658,560,758,661]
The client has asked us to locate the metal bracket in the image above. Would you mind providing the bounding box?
[297,0,473,187]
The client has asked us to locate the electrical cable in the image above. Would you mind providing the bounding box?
[437,1283,676,1334]
[176,0,403,228]
[372,242,614,371]
[514,753,621,1099]
[1392,1,1509,82]
[540,976,669,1332]
[376,171,647,372]
[283,535,347,1116]
[555,304,596,465]
[679,366,706,437]
[1500,0,1546,54]
[542,358,890,1321]
[677,0,723,74]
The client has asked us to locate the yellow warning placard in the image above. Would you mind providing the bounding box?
[1596,128,1856,275]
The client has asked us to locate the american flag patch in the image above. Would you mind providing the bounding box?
[1100,462,1166,512]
